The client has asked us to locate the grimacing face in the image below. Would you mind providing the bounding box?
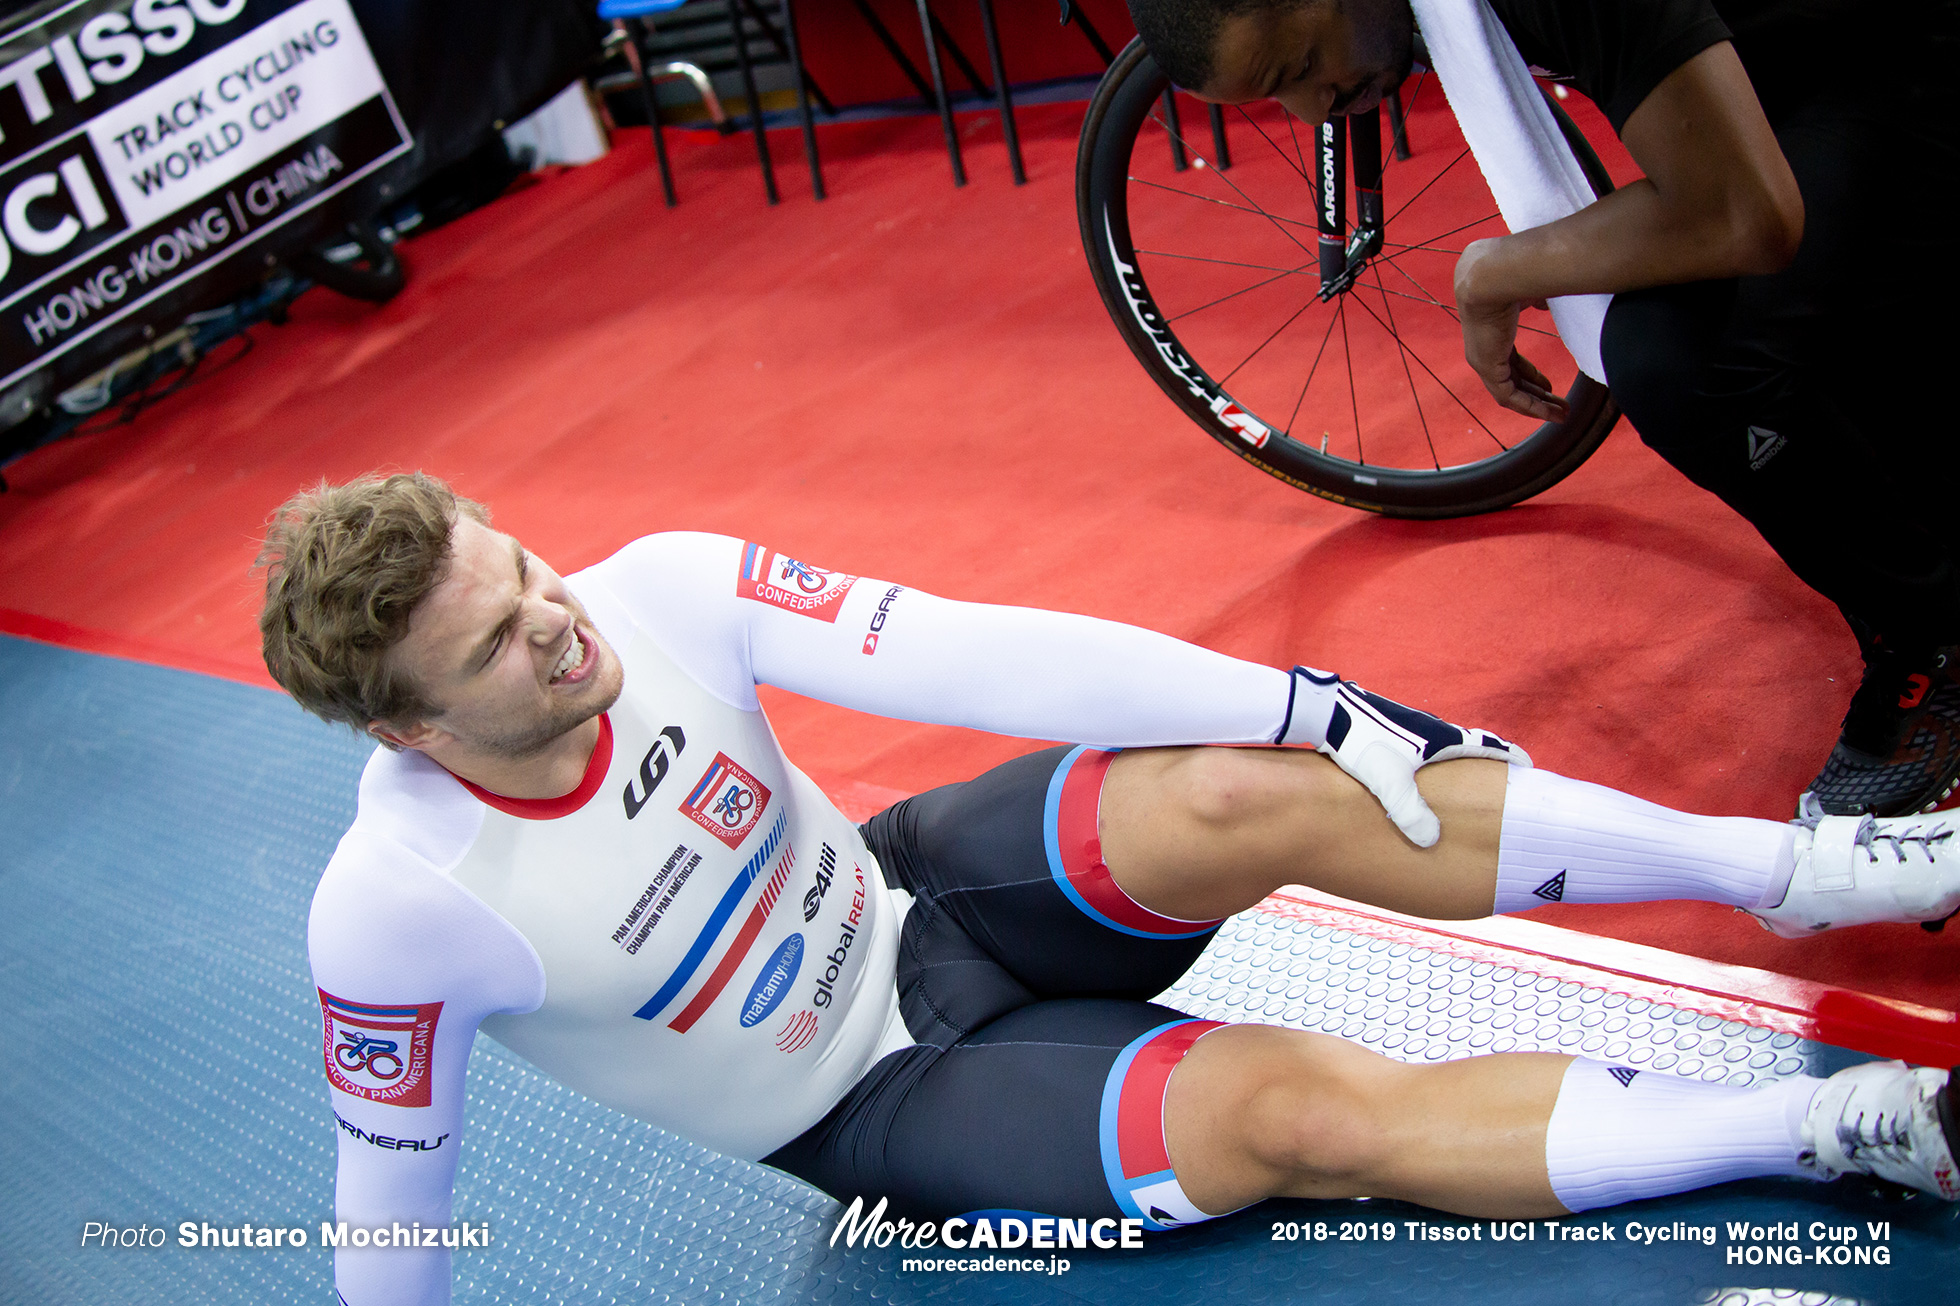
[380,515,624,759]
[1194,0,1416,127]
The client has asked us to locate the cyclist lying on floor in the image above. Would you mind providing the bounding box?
[261,474,1960,1306]
[1126,0,1960,821]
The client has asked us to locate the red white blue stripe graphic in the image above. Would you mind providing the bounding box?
[1043,746,1219,939]
[634,811,788,1021]
[669,843,797,1032]
[1098,1018,1224,1230]
[739,542,769,584]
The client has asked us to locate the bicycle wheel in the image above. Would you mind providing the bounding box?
[1077,38,1621,518]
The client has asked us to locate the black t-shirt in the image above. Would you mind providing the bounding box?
[1480,0,1878,131]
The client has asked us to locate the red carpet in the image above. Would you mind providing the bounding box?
[1,96,1950,1010]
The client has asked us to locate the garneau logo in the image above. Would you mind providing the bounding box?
[1103,212,1271,449]
[624,725,686,819]
[862,586,902,655]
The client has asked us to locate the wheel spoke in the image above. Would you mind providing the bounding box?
[1286,112,1310,179]
[1380,211,1506,254]
[1371,254,1566,343]
[1218,291,1324,387]
[1230,104,1317,191]
[1284,300,1348,439]
[1339,300,1364,463]
[1158,261,1316,326]
[1380,240,1468,256]
[1136,249,1316,277]
[1375,256,1457,315]
[1344,290,1512,452]
[1383,145,1471,227]
[1147,108,1316,258]
[1129,177,1319,232]
[1367,260,1441,469]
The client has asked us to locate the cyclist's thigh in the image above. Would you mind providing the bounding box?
[764,999,1228,1228]
[864,745,1220,1016]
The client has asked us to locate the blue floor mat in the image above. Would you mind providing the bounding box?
[0,635,1952,1305]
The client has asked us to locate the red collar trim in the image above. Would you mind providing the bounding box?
[452,714,614,820]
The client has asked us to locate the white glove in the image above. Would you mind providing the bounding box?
[1306,670,1531,848]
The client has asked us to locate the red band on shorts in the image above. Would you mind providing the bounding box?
[1114,1019,1226,1181]
[1052,747,1221,938]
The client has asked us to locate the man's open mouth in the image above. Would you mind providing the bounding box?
[549,627,591,685]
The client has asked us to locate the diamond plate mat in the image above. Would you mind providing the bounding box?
[1,636,1955,1305]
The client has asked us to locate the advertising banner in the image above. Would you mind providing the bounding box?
[0,0,411,392]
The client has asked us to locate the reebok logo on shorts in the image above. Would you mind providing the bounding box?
[1746,425,1786,470]
[737,543,856,622]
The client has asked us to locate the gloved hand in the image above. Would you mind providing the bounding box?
[1302,669,1531,847]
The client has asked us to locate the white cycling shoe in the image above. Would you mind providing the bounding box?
[1746,798,1960,938]
[1800,1060,1960,1199]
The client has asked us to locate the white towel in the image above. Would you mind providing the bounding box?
[1407,0,1610,382]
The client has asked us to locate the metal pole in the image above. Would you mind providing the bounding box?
[727,0,779,203]
[915,0,967,185]
[976,0,1023,183]
[778,0,824,199]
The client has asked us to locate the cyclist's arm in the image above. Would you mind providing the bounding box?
[588,532,1335,748]
[1455,43,1802,416]
[310,828,544,1306]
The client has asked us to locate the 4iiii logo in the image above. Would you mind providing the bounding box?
[737,542,856,622]
[319,990,442,1108]
[680,752,772,849]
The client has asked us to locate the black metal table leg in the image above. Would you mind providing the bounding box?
[727,0,778,203]
[975,0,1023,183]
[915,0,966,185]
[847,0,937,104]
[620,19,677,206]
[1386,86,1411,160]
[1064,1,1115,64]
[1207,102,1231,169]
[779,0,824,199]
[1161,88,1187,171]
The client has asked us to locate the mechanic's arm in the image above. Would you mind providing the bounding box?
[1454,42,1803,418]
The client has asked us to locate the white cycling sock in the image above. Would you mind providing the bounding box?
[1493,768,1796,914]
[1544,1059,1822,1211]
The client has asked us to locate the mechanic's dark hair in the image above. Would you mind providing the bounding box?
[1126,0,1316,91]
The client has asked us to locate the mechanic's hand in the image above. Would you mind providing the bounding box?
[1313,674,1532,848]
[1456,238,1570,423]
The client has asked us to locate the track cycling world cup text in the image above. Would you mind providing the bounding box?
[0,0,411,389]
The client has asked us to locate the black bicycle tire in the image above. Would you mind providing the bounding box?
[1077,39,1622,519]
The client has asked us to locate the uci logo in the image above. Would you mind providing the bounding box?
[623,725,686,819]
